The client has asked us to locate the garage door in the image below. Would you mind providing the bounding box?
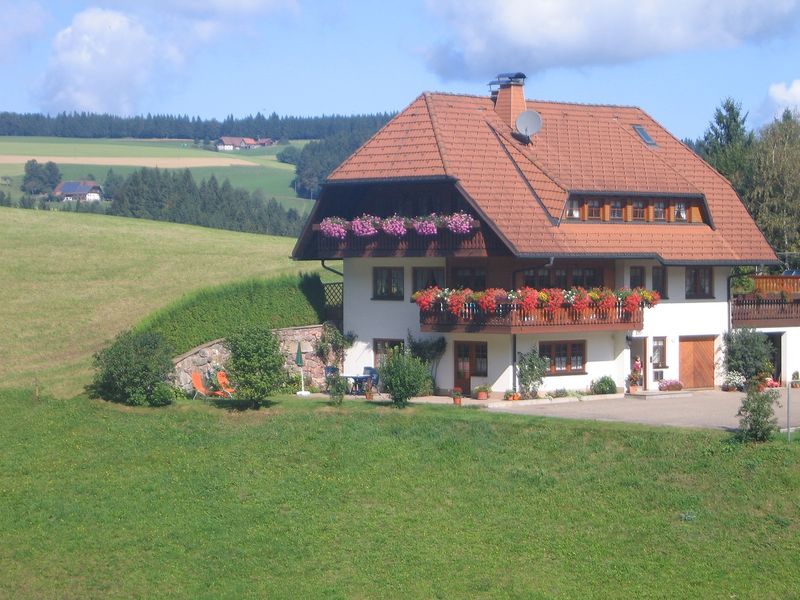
[679,336,716,389]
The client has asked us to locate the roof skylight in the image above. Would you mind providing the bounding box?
[632,124,657,147]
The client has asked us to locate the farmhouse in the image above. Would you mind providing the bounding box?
[216,136,269,151]
[54,180,102,202]
[293,73,798,395]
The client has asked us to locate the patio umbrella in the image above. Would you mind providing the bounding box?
[296,341,310,396]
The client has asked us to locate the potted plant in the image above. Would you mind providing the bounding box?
[504,390,521,401]
[473,384,490,400]
[792,371,800,389]
[627,370,643,393]
[451,387,463,406]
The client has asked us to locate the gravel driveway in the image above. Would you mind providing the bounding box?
[489,389,800,431]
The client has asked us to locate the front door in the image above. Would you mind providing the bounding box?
[454,341,488,395]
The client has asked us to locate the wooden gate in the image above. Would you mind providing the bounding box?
[679,336,715,389]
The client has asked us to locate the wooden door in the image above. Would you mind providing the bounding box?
[679,336,715,389]
[453,342,488,395]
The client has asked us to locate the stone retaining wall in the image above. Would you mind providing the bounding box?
[173,325,326,392]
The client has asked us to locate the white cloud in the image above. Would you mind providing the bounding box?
[768,80,800,112]
[0,1,47,62]
[39,8,176,114]
[424,0,800,79]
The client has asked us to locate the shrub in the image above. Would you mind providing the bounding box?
[590,376,617,395]
[406,332,447,378]
[135,274,326,355]
[658,379,683,391]
[314,322,355,369]
[736,388,780,442]
[517,348,549,398]
[226,328,288,408]
[723,328,774,384]
[91,330,175,406]
[379,350,430,408]
[550,388,569,398]
[327,375,348,406]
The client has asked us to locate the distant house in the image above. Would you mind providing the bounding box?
[54,180,103,202]
[217,136,272,151]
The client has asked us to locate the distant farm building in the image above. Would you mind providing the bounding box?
[216,136,275,151]
[54,181,103,202]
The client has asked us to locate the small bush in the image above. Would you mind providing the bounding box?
[517,348,549,398]
[379,350,430,408]
[736,387,780,442]
[91,330,175,406]
[550,388,569,398]
[327,375,348,406]
[590,376,617,395]
[658,379,684,391]
[226,328,288,408]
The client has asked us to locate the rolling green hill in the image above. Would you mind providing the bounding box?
[0,207,312,397]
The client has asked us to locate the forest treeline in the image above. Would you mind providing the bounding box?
[685,100,800,268]
[0,110,393,141]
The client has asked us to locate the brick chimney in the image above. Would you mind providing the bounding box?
[491,72,527,129]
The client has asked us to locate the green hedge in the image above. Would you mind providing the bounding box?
[135,273,326,355]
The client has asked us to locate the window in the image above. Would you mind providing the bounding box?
[652,266,668,298]
[566,199,581,219]
[652,337,667,368]
[553,268,568,289]
[685,267,713,299]
[539,341,586,375]
[452,266,486,291]
[632,200,646,221]
[373,267,404,300]
[654,201,666,221]
[587,199,601,220]
[629,266,645,288]
[522,267,602,289]
[572,267,602,288]
[633,124,657,146]
[674,201,687,222]
[374,339,404,367]
[610,199,623,220]
[412,267,445,294]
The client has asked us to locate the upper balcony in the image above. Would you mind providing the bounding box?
[731,275,800,328]
[419,301,643,334]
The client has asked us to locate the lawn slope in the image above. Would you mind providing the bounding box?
[0,207,303,396]
[0,390,798,598]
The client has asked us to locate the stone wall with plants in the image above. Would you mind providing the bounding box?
[172,325,325,392]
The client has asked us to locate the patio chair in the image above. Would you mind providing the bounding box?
[191,371,225,401]
[216,371,236,398]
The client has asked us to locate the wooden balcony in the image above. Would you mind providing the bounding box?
[731,297,800,328]
[420,302,644,334]
[312,225,506,258]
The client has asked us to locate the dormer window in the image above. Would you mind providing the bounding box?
[587,199,601,220]
[566,199,581,219]
[632,200,646,221]
[654,201,666,221]
[674,202,687,222]
[610,199,623,220]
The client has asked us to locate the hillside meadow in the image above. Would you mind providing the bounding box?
[1,389,799,598]
[0,136,310,210]
[0,207,309,397]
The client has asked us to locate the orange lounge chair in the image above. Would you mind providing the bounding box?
[191,371,225,400]
[216,371,236,398]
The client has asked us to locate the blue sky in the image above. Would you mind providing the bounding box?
[3,0,800,139]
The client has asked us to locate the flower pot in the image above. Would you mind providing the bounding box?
[628,384,641,393]
[791,383,800,389]
[475,391,488,401]
[452,396,462,406]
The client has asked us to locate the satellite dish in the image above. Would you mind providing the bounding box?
[515,110,543,137]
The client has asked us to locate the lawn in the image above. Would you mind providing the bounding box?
[1,389,798,598]
[0,207,306,397]
[0,136,215,158]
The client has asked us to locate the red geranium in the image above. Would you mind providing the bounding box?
[538,288,563,312]
[447,288,472,316]
[477,288,504,313]
[571,287,591,312]
[623,291,642,314]
[413,286,441,312]
[516,287,538,312]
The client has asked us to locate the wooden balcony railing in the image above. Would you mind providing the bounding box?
[420,301,644,334]
[750,276,800,294]
[731,297,800,328]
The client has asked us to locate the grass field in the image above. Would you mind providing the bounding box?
[0,207,309,397]
[1,389,798,598]
[0,137,310,210]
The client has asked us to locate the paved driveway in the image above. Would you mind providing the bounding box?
[489,389,800,431]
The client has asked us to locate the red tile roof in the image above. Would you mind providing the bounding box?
[325,91,776,264]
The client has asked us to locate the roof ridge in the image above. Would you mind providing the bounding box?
[422,90,641,110]
[423,92,451,175]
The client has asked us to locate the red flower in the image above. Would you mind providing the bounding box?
[477,288,504,313]
[623,292,642,314]
[413,287,440,312]
[447,289,472,316]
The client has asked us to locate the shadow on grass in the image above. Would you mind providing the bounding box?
[208,397,277,411]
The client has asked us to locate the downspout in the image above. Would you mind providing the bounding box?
[321,259,343,278]
[727,272,734,333]
[512,334,518,392]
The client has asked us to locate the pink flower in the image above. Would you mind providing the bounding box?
[319,217,348,239]
[445,212,474,235]
[351,214,380,237]
[382,215,408,237]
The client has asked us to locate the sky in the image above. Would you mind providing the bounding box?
[2,0,800,140]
